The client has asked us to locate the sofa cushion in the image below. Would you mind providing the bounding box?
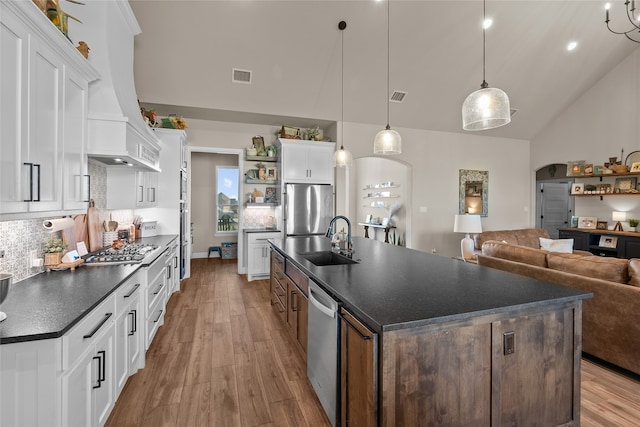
[547,253,629,284]
[628,259,640,287]
[514,228,551,248]
[474,231,519,251]
[539,237,574,253]
[481,241,548,268]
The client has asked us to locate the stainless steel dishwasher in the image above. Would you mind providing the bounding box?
[307,279,340,427]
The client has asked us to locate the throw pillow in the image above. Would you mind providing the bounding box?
[539,237,574,253]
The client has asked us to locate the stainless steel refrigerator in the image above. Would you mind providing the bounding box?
[283,183,334,236]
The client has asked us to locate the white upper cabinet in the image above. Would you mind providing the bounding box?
[0,0,98,218]
[277,139,335,184]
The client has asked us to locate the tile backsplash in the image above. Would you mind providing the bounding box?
[0,160,107,283]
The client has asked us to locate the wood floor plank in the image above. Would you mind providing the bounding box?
[177,382,211,427]
[213,296,231,324]
[234,351,272,426]
[105,258,640,427]
[212,321,235,368]
[210,364,242,427]
[254,340,293,403]
[230,314,255,354]
[268,398,309,427]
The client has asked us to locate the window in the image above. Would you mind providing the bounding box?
[216,166,239,233]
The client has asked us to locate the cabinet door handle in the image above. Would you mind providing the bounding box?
[138,185,144,203]
[23,163,34,201]
[153,283,164,295]
[153,309,163,323]
[128,311,135,336]
[92,354,102,389]
[123,283,140,298]
[174,256,178,268]
[132,309,137,334]
[83,312,113,339]
[34,164,41,201]
[167,265,171,279]
[339,312,372,341]
[84,174,91,202]
[290,290,297,312]
[98,350,106,383]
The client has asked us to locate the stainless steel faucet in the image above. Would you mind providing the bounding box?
[325,215,352,256]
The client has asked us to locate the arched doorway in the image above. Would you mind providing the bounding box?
[535,163,574,238]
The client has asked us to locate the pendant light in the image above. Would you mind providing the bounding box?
[373,0,401,155]
[462,0,511,131]
[335,20,353,167]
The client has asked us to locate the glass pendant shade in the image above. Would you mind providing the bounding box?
[462,86,511,131]
[334,146,353,167]
[373,125,402,155]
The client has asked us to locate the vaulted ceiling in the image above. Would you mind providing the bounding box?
[130,1,639,141]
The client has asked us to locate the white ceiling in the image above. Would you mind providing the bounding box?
[130,1,640,141]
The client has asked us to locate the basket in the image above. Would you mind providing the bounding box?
[44,252,63,266]
[611,164,629,174]
[220,242,238,259]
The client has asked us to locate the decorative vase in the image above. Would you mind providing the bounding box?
[44,252,63,266]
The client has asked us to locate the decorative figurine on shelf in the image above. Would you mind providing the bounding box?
[266,145,277,158]
[76,41,90,58]
[45,0,84,38]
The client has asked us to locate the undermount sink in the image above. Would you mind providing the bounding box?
[299,251,358,266]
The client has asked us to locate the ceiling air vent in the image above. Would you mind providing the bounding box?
[232,68,252,84]
[389,90,407,103]
[510,108,518,117]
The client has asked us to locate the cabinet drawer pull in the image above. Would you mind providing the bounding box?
[123,283,140,298]
[23,163,34,202]
[153,283,164,295]
[128,310,137,336]
[98,350,106,382]
[153,309,164,323]
[83,312,113,339]
[339,313,372,341]
[34,164,41,201]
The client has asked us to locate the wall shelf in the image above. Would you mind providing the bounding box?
[245,178,278,185]
[245,155,277,162]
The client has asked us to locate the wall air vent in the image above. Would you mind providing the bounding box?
[389,90,407,103]
[510,108,519,117]
[232,68,252,84]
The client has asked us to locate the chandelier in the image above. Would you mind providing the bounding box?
[605,1,640,43]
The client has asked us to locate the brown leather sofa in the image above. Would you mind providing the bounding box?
[477,237,640,375]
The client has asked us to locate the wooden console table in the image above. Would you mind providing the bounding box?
[359,222,395,243]
[558,227,640,258]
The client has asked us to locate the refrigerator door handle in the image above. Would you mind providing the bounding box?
[283,191,288,222]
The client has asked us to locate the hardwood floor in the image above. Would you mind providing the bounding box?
[106,258,640,427]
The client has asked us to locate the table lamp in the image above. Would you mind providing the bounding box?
[612,211,625,231]
[454,214,482,261]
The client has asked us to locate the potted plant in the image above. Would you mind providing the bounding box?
[629,219,639,232]
[44,238,67,266]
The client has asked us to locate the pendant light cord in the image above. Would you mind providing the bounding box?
[386,0,391,127]
[340,21,346,150]
[481,0,488,88]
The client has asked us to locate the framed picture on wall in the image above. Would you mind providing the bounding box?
[571,183,584,195]
[266,167,277,181]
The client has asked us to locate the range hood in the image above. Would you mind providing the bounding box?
[68,0,161,171]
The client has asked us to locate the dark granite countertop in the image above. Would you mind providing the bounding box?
[0,235,178,345]
[270,236,592,333]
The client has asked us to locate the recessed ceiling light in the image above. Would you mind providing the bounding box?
[483,18,493,29]
[567,41,578,51]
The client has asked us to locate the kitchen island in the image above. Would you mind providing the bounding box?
[270,236,591,427]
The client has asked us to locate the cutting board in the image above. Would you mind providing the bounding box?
[74,214,88,247]
[87,200,103,252]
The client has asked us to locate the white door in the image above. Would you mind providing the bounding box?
[538,182,572,239]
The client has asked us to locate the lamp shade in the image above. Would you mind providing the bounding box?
[462,86,511,131]
[454,214,482,234]
[334,146,353,167]
[373,126,402,155]
[612,211,626,222]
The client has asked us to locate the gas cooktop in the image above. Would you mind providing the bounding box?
[83,243,159,265]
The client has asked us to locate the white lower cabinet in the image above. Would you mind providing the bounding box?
[247,232,281,281]
[62,322,115,427]
[61,295,116,427]
[114,271,143,397]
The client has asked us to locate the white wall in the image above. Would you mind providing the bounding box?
[339,122,531,257]
[532,48,640,224]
